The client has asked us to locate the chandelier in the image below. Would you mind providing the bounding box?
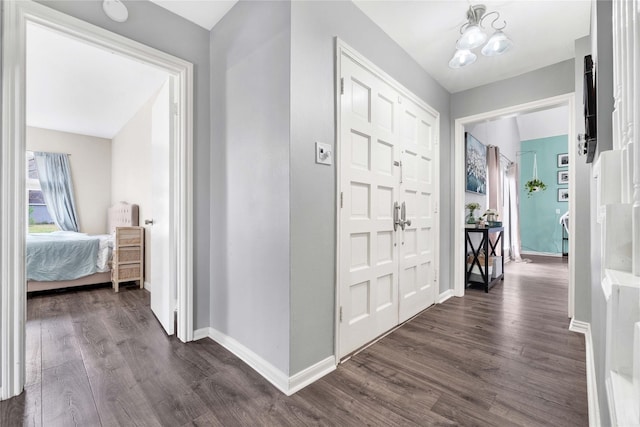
[449,4,513,69]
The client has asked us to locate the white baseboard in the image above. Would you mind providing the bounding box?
[438,289,454,304]
[288,356,336,395]
[521,250,563,258]
[569,319,601,427]
[143,281,151,291]
[192,327,335,396]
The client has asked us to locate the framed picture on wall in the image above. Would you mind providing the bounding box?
[558,188,569,202]
[557,170,569,184]
[465,132,487,195]
[557,153,569,167]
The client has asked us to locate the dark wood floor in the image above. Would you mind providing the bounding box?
[1,255,587,426]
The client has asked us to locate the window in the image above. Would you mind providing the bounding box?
[26,151,58,233]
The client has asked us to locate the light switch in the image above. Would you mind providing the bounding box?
[555,209,561,214]
[316,142,332,165]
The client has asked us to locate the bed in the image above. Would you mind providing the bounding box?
[26,202,139,292]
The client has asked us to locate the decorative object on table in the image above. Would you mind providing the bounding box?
[557,170,569,184]
[465,133,487,194]
[557,153,569,168]
[558,188,569,202]
[523,152,547,197]
[482,209,502,227]
[465,202,481,224]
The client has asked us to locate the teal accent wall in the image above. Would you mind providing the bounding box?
[519,135,568,254]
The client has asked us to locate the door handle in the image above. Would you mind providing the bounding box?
[144,219,154,225]
[400,202,411,230]
[393,202,401,231]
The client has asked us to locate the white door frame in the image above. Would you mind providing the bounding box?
[453,93,576,318]
[1,0,194,399]
[334,39,440,362]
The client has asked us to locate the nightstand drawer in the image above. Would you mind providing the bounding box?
[114,263,141,281]
[115,246,141,263]
[116,228,142,246]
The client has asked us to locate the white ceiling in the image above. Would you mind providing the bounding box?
[27,22,169,139]
[516,106,569,141]
[149,0,238,30]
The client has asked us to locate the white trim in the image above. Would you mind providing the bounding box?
[453,94,576,319]
[192,327,210,341]
[520,251,564,258]
[334,38,440,361]
[1,0,194,400]
[569,319,601,427]
[288,356,336,395]
[144,280,151,291]
[198,327,335,396]
[437,289,454,304]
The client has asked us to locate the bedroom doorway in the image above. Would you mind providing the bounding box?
[1,1,194,399]
[452,94,576,317]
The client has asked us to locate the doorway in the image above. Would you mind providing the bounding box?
[1,1,194,399]
[335,41,440,359]
[453,94,576,317]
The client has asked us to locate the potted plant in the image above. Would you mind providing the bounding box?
[465,202,480,224]
[524,178,547,197]
[524,153,546,197]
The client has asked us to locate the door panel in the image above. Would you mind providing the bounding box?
[338,50,439,357]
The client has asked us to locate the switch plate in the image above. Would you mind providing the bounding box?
[316,142,332,165]
[556,209,561,214]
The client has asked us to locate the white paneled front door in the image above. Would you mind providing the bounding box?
[338,44,439,358]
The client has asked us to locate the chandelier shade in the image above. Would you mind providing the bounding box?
[448,49,477,69]
[481,30,513,56]
[457,25,487,50]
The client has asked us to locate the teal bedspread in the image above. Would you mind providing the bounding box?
[26,231,100,281]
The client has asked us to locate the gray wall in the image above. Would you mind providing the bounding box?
[451,60,575,120]
[31,0,212,328]
[289,0,451,374]
[590,0,614,423]
[574,36,592,323]
[209,1,291,374]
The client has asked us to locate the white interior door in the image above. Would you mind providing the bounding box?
[398,99,438,322]
[150,77,175,335]
[338,47,439,358]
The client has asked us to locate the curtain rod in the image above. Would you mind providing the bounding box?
[488,145,513,164]
[31,151,71,157]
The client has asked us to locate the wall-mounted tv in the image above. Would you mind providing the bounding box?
[583,54,597,163]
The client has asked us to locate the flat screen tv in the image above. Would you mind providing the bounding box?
[583,54,597,163]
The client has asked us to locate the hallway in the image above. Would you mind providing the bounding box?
[0,256,587,426]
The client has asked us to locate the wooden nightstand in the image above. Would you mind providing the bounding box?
[112,226,144,292]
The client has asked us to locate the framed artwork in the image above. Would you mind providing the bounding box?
[465,133,487,194]
[558,188,569,202]
[557,153,569,168]
[557,170,569,184]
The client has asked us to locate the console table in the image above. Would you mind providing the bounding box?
[465,226,504,292]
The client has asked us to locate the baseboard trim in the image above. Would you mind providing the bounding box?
[521,250,563,258]
[438,289,454,304]
[569,319,601,427]
[193,327,335,395]
[288,356,336,395]
[193,327,209,341]
[143,281,151,291]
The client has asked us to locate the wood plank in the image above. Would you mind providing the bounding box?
[41,360,100,426]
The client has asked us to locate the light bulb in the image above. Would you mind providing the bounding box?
[449,49,477,69]
[457,25,487,50]
[481,31,513,56]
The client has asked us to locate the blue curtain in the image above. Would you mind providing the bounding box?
[34,152,79,232]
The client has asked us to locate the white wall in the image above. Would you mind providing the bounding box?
[111,87,161,284]
[516,106,569,141]
[26,126,111,234]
